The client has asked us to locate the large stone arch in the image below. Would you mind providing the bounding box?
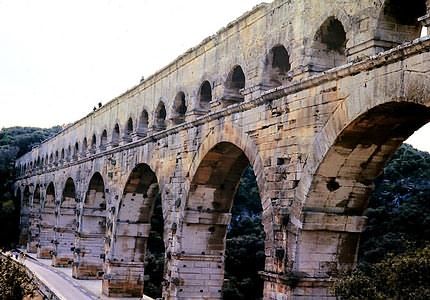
[73,171,107,279]
[289,79,430,299]
[38,182,56,259]
[165,123,271,300]
[103,163,163,297]
[53,177,77,267]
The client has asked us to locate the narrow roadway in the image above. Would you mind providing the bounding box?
[8,252,149,300]
[24,256,98,300]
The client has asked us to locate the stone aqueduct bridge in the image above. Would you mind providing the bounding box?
[14,0,430,299]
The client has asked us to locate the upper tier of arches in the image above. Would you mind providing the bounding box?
[16,0,429,176]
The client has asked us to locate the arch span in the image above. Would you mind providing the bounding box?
[73,172,107,279]
[38,182,56,259]
[170,125,271,300]
[53,178,77,267]
[103,163,163,297]
[291,101,430,297]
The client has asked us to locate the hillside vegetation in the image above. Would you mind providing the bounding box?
[0,126,61,248]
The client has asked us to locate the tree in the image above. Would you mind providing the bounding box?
[0,255,36,300]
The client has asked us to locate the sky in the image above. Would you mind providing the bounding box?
[0,0,429,152]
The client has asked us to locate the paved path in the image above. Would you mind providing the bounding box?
[10,252,151,300]
[24,256,98,300]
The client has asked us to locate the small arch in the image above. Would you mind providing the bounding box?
[154,101,167,131]
[171,91,187,125]
[138,109,149,137]
[61,148,65,161]
[198,81,212,111]
[82,138,88,155]
[74,142,79,158]
[223,65,245,105]
[112,124,120,147]
[376,0,426,51]
[100,130,108,150]
[91,134,97,153]
[124,118,134,141]
[312,17,347,71]
[67,145,72,161]
[263,44,291,88]
[55,150,59,163]
[46,182,55,204]
[45,154,48,166]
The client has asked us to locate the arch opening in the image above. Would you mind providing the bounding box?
[103,164,165,298]
[181,142,265,300]
[91,134,97,153]
[82,138,88,156]
[124,118,134,141]
[223,66,245,106]
[112,124,120,147]
[100,130,108,150]
[38,182,56,259]
[154,102,167,131]
[138,110,149,137]
[73,172,106,279]
[53,178,77,267]
[376,0,427,51]
[198,80,212,111]
[312,17,347,72]
[263,45,291,88]
[171,92,187,125]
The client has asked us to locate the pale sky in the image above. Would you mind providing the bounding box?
[0,0,429,152]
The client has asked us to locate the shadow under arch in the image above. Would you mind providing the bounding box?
[103,163,164,298]
[53,177,77,267]
[311,16,347,72]
[295,101,430,287]
[38,182,56,259]
[73,172,107,279]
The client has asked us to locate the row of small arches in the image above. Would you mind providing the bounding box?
[19,0,427,175]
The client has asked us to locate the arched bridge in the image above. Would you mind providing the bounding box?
[15,0,430,299]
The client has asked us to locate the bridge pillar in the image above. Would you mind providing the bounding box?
[102,260,145,297]
[37,207,56,258]
[72,232,105,279]
[164,254,224,300]
[52,227,75,267]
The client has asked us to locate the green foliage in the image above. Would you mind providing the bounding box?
[0,255,36,299]
[332,245,430,300]
[144,193,165,299]
[360,144,430,263]
[0,126,61,249]
[223,167,265,300]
